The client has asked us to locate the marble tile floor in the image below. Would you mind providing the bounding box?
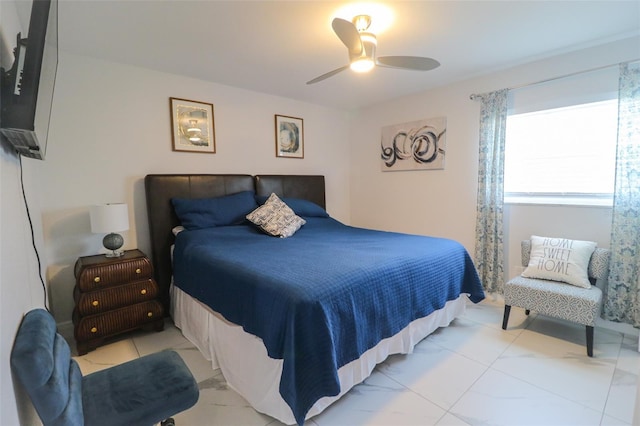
[63,296,640,426]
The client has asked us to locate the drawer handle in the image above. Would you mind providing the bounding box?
[135,268,142,274]
[147,312,153,318]
[90,327,98,333]
[94,276,101,283]
[92,300,99,307]
[140,289,147,295]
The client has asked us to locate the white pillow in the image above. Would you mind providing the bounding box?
[522,235,597,288]
[246,193,306,238]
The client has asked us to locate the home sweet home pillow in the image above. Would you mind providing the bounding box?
[521,235,597,288]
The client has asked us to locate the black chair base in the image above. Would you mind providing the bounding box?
[586,325,594,357]
[502,305,511,330]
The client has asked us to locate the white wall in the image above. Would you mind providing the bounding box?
[349,37,639,287]
[40,52,353,325]
[1,0,50,423]
[0,148,47,426]
[504,205,612,276]
[349,81,482,251]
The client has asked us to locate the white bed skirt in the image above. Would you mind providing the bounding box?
[170,284,468,425]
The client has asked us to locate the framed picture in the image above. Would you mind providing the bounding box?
[170,97,215,153]
[275,114,304,158]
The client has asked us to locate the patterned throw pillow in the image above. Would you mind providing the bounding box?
[521,235,597,288]
[246,193,306,238]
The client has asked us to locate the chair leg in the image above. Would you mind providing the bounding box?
[586,326,594,357]
[502,305,511,330]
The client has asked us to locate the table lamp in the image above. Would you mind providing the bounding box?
[90,203,129,257]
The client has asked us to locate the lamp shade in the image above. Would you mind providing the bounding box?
[90,204,129,233]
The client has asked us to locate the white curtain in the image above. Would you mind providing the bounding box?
[602,62,640,326]
[473,89,508,293]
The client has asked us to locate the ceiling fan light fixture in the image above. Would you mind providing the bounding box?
[359,32,376,45]
[350,57,375,73]
[352,14,371,32]
[349,31,377,73]
[307,13,439,85]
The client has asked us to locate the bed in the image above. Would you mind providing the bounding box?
[144,174,485,425]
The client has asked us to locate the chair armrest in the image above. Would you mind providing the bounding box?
[589,248,610,281]
[521,240,531,267]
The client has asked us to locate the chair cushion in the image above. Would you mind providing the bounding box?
[505,276,602,326]
[82,350,199,426]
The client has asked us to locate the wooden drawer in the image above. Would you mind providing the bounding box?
[74,300,164,342]
[74,279,158,316]
[75,250,153,292]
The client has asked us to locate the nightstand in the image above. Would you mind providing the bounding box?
[73,249,164,355]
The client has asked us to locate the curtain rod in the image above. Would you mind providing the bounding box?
[469,59,640,100]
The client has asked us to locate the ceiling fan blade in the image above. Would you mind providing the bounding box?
[332,18,363,56]
[306,65,350,85]
[377,56,440,71]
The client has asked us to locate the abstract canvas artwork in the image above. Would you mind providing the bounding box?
[380,117,446,171]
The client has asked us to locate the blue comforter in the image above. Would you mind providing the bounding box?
[172,217,484,425]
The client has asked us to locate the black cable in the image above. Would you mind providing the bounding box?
[19,154,50,312]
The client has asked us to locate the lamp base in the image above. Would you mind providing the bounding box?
[105,250,125,258]
[103,233,124,258]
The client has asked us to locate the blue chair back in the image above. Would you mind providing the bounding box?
[11,309,84,425]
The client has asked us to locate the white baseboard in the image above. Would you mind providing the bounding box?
[595,317,640,353]
[595,317,639,336]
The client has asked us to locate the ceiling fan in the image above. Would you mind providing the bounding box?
[307,15,440,85]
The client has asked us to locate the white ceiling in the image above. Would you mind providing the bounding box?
[57,0,640,110]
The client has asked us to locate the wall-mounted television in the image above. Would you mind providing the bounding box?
[0,0,58,160]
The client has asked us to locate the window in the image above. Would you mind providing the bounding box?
[503,67,619,206]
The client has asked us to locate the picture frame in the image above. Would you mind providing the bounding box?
[170,97,215,153]
[275,114,304,158]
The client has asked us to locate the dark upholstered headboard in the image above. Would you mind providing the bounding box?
[144,174,325,313]
[255,175,326,209]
